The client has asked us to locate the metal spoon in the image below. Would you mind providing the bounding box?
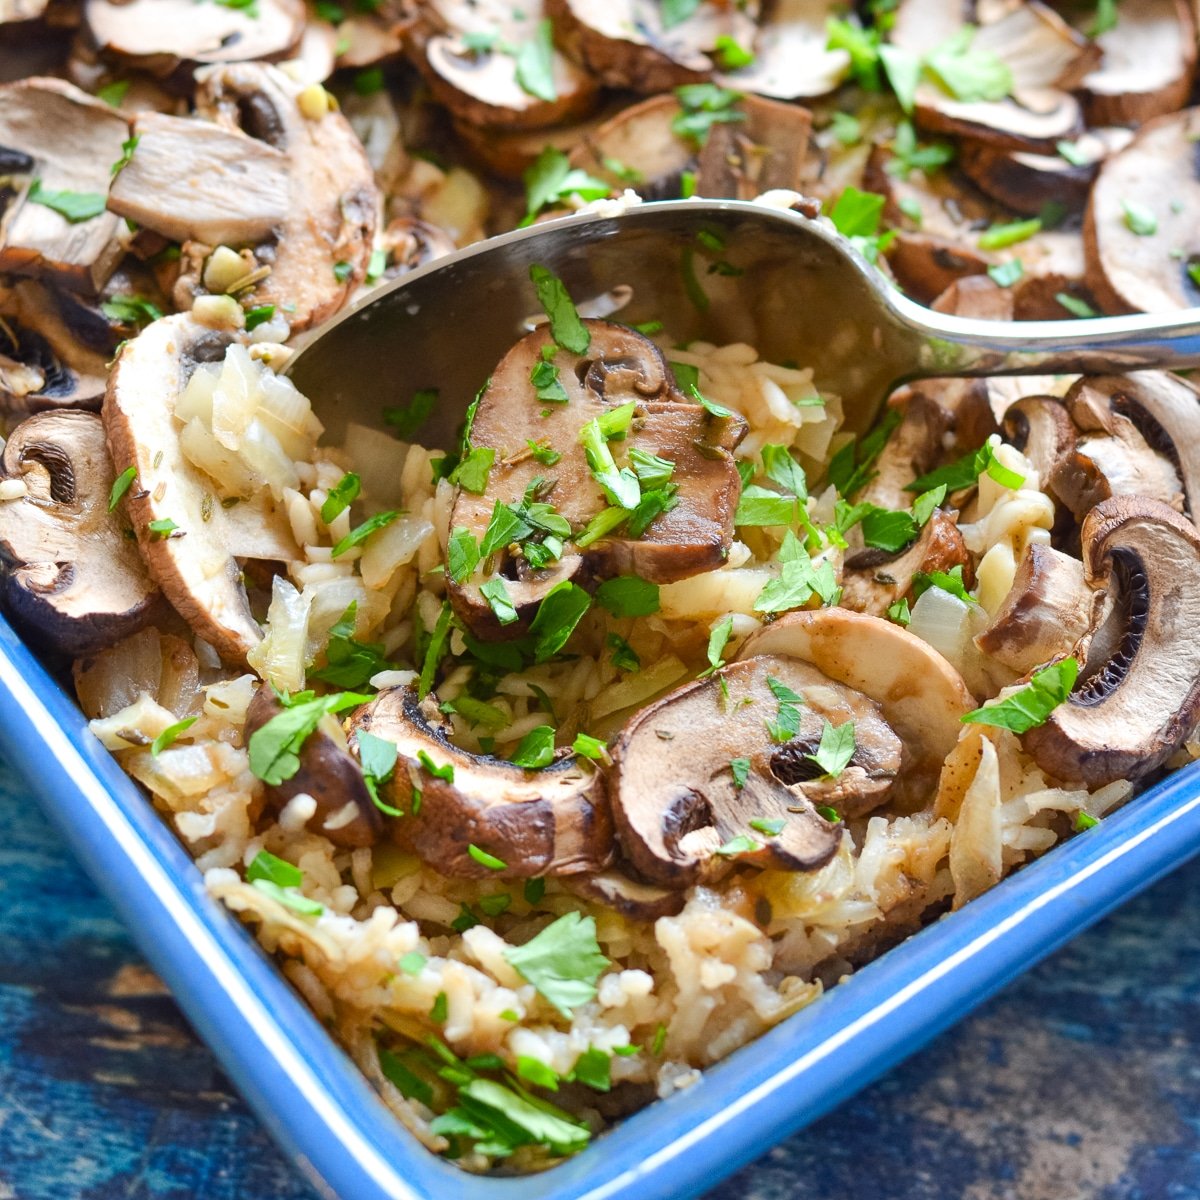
[287,198,1200,443]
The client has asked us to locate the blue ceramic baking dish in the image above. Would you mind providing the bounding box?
[3,609,1200,1200]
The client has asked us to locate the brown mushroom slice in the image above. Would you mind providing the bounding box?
[736,607,977,792]
[853,391,947,512]
[376,216,457,281]
[610,657,882,888]
[106,112,290,247]
[1023,497,1200,787]
[1084,109,1200,315]
[0,279,110,414]
[348,685,613,878]
[82,0,306,78]
[103,315,299,663]
[410,0,598,130]
[842,510,972,618]
[1078,0,1196,127]
[548,0,757,92]
[0,410,159,656]
[245,685,382,848]
[448,319,745,637]
[190,63,378,331]
[695,94,813,200]
[1051,375,1188,521]
[0,76,128,294]
[715,0,851,99]
[889,0,1094,151]
[1002,394,1076,489]
[975,542,1100,675]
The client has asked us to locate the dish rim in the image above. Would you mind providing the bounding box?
[4,613,1200,1200]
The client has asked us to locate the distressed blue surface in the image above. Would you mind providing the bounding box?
[0,747,1197,1199]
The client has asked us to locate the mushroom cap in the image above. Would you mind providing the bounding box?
[958,133,1112,218]
[192,62,378,331]
[107,111,291,247]
[448,318,745,638]
[411,0,599,129]
[1023,496,1200,786]
[1084,108,1200,315]
[0,279,110,415]
[975,542,1101,676]
[715,0,851,100]
[1002,394,1076,492]
[0,76,128,295]
[889,0,1093,151]
[0,409,160,656]
[82,0,306,77]
[245,685,382,849]
[1078,0,1196,127]
[609,656,873,887]
[736,607,976,776]
[348,686,614,878]
[103,314,299,663]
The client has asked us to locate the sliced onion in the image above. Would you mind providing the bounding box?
[179,417,262,497]
[176,363,219,424]
[238,418,299,500]
[359,514,433,590]
[256,371,324,461]
[342,422,407,507]
[247,575,312,692]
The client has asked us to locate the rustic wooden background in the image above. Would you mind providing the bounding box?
[0,748,1197,1200]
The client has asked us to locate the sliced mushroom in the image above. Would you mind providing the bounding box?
[245,684,382,848]
[103,315,299,663]
[0,76,128,294]
[715,0,851,99]
[1023,496,1200,786]
[1084,108,1200,315]
[1078,0,1196,127]
[1051,374,1191,521]
[348,685,614,878]
[610,657,875,887]
[0,279,110,414]
[448,319,745,638]
[1002,394,1076,490]
[376,216,457,280]
[1007,227,1092,321]
[409,0,598,130]
[975,542,1100,675]
[106,112,291,247]
[853,391,947,511]
[561,868,685,919]
[547,0,757,92]
[889,0,1094,151]
[0,409,159,656]
[186,62,378,331]
[842,510,972,618]
[736,607,977,796]
[81,0,306,80]
[695,93,813,200]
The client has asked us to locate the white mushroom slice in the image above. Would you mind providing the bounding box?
[975,543,1100,675]
[548,0,757,92]
[103,315,299,664]
[715,0,851,99]
[82,0,306,77]
[0,410,159,656]
[107,112,290,247]
[191,62,378,331]
[412,0,598,129]
[0,279,110,414]
[1023,497,1200,787]
[1084,108,1200,315]
[0,0,49,23]
[1079,0,1196,126]
[889,0,1095,151]
[0,76,128,294]
[736,607,977,773]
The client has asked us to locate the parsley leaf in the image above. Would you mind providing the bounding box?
[321,472,361,523]
[449,446,495,494]
[765,674,804,743]
[530,263,588,353]
[529,580,591,661]
[730,757,750,789]
[671,83,745,147]
[309,602,394,688]
[101,294,163,327]
[906,440,1024,494]
[330,510,401,558]
[978,217,1041,251]
[716,834,760,857]
[962,657,1078,734]
[384,388,438,440]
[418,602,453,699]
[1122,199,1157,237]
[607,633,640,672]
[749,816,785,836]
[503,910,609,1017]
[924,26,1013,103]
[595,575,659,617]
[698,616,733,679]
[248,691,369,786]
[912,564,977,605]
[514,18,557,103]
[108,465,137,511]
[150,716,197,756]
[469,844,507,870]
[448,526,481,584]
[247,849,302,888]
[511,725,556,769]
[27,178,107,223]
[110,134,139,177]
[357,729,402,816]
[522,147,609,224]
[807,719,856,778]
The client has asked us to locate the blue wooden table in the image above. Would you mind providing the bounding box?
[0,747,1196,1200]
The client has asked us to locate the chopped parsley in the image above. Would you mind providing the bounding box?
[887,598,912,626]
[595,575,660,617]
[321,472,361,523]
[147,517,179,539]
[923,26,1013,103]
[384,387,438,440]
[906,439,1024,494]
[447,526,481,584]
[247,690,369,786]
[698,616,733,679]
[754,531,841,614]
[526,439,561,466]
[503,910,609,1016]
[530,357,570,403]
[765,674,804,743]
[978,218,1041,251]
[715,834,760,857]
[1121,199,1157,237]
[912,564,977,605]
[529,580,591,661]
[330,509,401,558]
[101,294,163,327]
[713,33,754,69]
[514,18,557,103]
[357,730,402,816]
[418,602,453,699]
[468,844,508,871]
[27,179,107,223]
[671,83,745,147]
[522,147,609,224]
[1073,811,1099,832]
[607,633,640,672]
[961,657,1078,734]
[988,259,1024,287]
[398,951,426,976]
[529,264,589,353]
[310,603,394,688]
[572,732,610,763]
[247,849,302,889]
[579,416,640,508]
[150,716,197,756]
[110,134,139,177]
[807,719,856,779]
[886,120,954,177]
[108,466,137,511]
[1056,292,1099,319]
[417,749,454,782]
[511,725,556,769]
[449,446,495,494]
[730,757,751,789]
[244,303,277,331]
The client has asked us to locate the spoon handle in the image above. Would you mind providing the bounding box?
[895,295,1200,380]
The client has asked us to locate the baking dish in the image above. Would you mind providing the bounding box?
[4,612,1200,1200]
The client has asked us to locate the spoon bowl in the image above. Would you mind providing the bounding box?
[287,199,1200,444]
